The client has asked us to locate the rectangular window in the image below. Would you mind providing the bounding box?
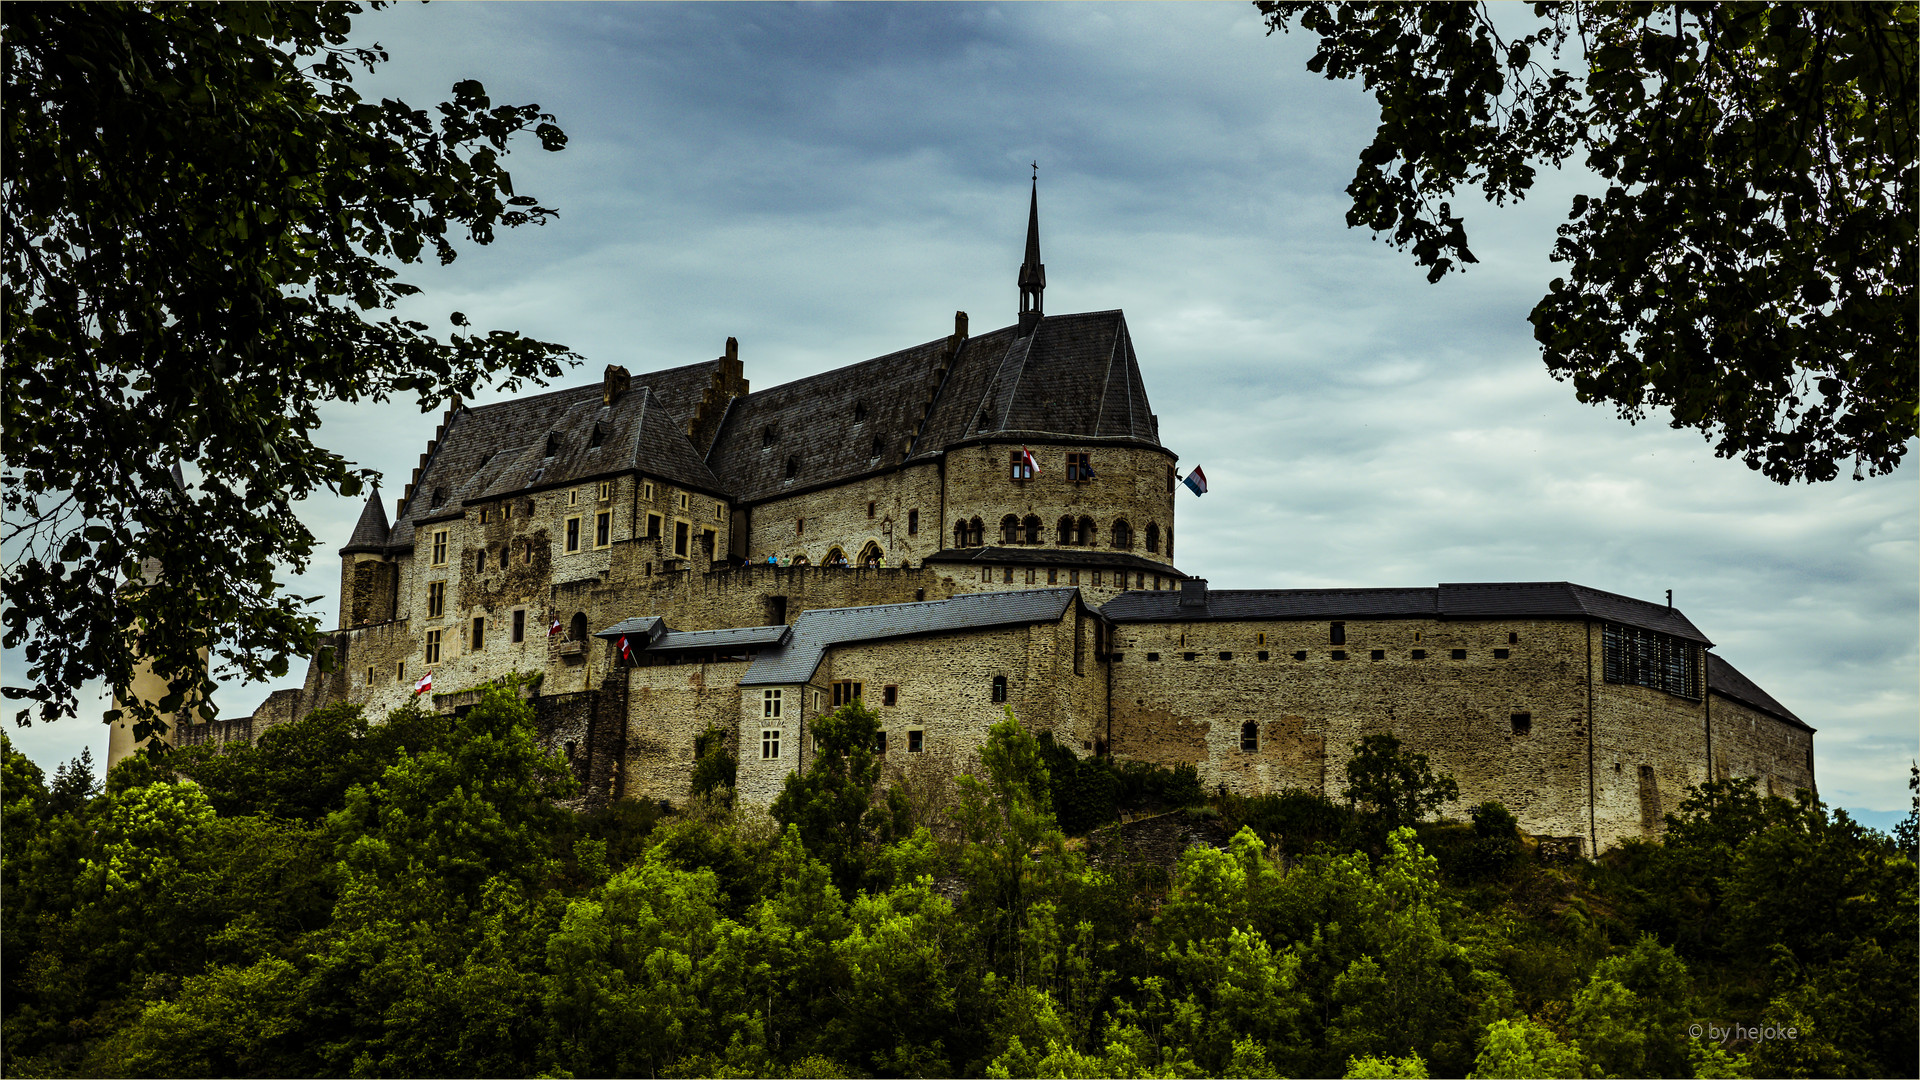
[1511,712,1532,736]
[479,507,489,524]
[1494,648,1511,659]
[1009,451,1034,481]
[426,581,446,617]
[1451,649,1468,660]
[1146,652,1160,662]
[762,728,782,760]
[643,482,655,501]
[568,489,578,506]
[647,513,662,539]
[678,492,689,511]
[1068,569,1079,585]
[796,517,805,535]
[1638,765,1660,828]
[675,521,690,557]
[598,480,613,501]
[565,516,581,553]
[1003,567,1014,583]
[875,731,888,753]
[907,729,924,753]
[1412,649,1427,660]
[882,685,898,707]
[425,629,441,664]
[1602,623,1702,699]
[471,616,485,650]
[1371,649,1386,661]
[1293,650,1308,661]
[714,503,723,520]
[366,665,376,685]
[907,509,918,535]
[1241,723,1259,752]
[1025,568,1037,584]
[1331,650,1347,661]
[1219,651,1233,661]
[512,609,526,643]
[867,501,876,519]
[1256,631,1267,646]
[595,511,611,548]
[1066,452,1091,482]
[1092,571,1102,586]
[762,689,782,719]
[475,550,487,575]
[431,530,448,565]
[832,681,863,707]
[1330,621,1346,645]
[1047,568,1058,584]
[982,568,993,583]
[1184,652,1197,661]
[1257,651,1269,661]
[396,660,405,682]
[701,529,715,555]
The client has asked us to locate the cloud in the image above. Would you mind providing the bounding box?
[12,3,1912,818]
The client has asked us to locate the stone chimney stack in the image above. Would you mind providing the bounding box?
[603,364,631,406]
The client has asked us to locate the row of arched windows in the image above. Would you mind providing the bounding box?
[949,515,1168,554]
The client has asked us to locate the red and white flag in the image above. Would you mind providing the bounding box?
[413,671,433,696]
[548,617,563,637]
[1020,446,1041,477]
[618,635,632,661]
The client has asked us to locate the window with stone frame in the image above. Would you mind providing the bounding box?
[425,629,441,664]
[471,616,484,650]
[991,675,1008,702]
[647,513,662,539]
[598,480,613,500]
[1057,515,1076,545]
[907,509,918,534]
[512,609,526,643]
[832,681,863,707]
[595,511,611,548]
[1001,515,1021,544]
[1009,451,1034,481]
[564,516,581,553]
[882,685,898,706]
[1241,721,1259,752]
[431,530,448,565]
[762,728,782,760]
[1023,515,1041,544]
[426,581,446,617]
[762,688,782,719]
[1145,523,1160,553]
[907,729,924,753]
[1066,451,1092,482]
[1111,520,1133,549]
[675,521,690,557]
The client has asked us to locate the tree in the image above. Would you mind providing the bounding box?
[2,3,577,737]
[770,701,883,891]
[1257,3,1916,484]
[1341,734,1459,833]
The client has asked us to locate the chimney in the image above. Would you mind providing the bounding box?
[603,364,631,406]
[720,336,743,385]
[1179,577,1208,608]
[954,311,968,339]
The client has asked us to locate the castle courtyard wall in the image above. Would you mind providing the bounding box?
[1709,694,1816,799]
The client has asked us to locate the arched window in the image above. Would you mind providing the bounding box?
[569,612,589,642]
[869,436,883,460]
[991,675,1008,703]
[1145,523,1160,553]
[858,541,882,568]
[793,553,810,566]
[824,547,847,567]
[969,517,985,546]
[762,425,777,448]
[785,456,800,480]
[1057,516,1076,545]
[1241,721,1259,753]
[1078,516,1095,546]
[955,520,969,548]
[1111,519,1133,549]
[1023,515,1041,545]
[1001,514,1021,544]
[853,402,868,423]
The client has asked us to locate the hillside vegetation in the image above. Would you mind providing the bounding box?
[3,685,1913,1078]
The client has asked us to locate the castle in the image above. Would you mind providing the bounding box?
[152,183,1815,855]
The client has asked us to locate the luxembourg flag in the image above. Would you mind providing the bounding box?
[1181,466,1208,496]
[1020,446,1041,477]
[413,671,433,696]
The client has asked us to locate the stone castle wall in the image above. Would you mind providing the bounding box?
[1709,694,1817,799]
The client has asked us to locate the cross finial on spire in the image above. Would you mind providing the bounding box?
[1018,171,1045,333]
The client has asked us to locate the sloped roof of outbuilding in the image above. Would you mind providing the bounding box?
[1707,654,1812,731]
[1101,581,1711,645]
[706,311,1161,505]
[386,361,725,550]
[739,588,1078,686]
[923,546,1182,576]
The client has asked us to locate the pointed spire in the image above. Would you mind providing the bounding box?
[1018,169,1045,333]
[340,487,391,555]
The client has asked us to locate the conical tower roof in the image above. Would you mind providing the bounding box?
[339,488,390,555]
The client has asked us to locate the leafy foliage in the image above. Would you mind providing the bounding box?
[3,720,1913,1078]
[1257,2,1916,484]
[2,2,578,735]
[1343,733,1461,834]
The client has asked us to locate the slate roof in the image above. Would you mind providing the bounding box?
[740,588,1078,686]
[1101,581,1712,645]
[1708,654,1812,731]
[923,546,1184,576]
[646,625,792,652]
[595,616,668,645]
[706,310,1161,505]
[387,361,725,550]
[339,489,391,555]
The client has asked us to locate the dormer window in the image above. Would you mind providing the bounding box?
[588,423,604,448]
[762,426,777,448]
[430,487,445,508]
[853,402,868,423]
[786,456,800,480]
[544,432,562,458]
[869,437,883,460]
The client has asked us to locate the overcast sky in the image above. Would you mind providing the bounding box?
[10,3,1914,825]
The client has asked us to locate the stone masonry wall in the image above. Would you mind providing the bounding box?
[1109,617,1598,845]
[1591,670,1708,850]
[941,440,1180,569]
[623,660,754,804]
[746,461,947,569]
[1710,694,1816,799]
